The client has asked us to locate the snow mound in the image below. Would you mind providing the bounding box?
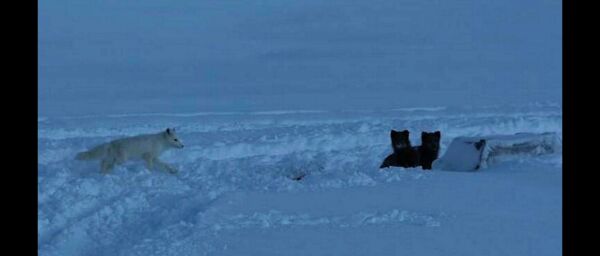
[433,132,561,171]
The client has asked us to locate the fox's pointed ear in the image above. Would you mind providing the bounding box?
[166,128,171,134]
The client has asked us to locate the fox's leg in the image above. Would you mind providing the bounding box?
[99,146,117,174]
[115,153,127,165]
[153,158,178,174]
[100,157,116,174]
[421,160,432,170]
[142,153,154,172]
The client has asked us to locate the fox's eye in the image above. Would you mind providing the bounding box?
[174,139,178,142]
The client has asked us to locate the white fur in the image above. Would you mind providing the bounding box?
[75,128,184,174]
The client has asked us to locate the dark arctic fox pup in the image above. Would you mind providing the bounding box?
[380,130,420,168]
[413,131,441,170]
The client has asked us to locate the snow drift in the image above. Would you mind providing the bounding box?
[433,132,562,171]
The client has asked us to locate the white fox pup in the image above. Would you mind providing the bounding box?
[76,128,184,174]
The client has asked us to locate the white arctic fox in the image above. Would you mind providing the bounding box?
[75,128,184,174]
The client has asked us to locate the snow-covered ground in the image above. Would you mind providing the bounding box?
[38,104,562,256]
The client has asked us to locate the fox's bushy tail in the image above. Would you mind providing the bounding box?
[75,144,107,160]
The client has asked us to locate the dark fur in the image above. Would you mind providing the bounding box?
[390,129,410,153]
[413,131,441,170]
[473,139,486,170]
[380,130,420,168]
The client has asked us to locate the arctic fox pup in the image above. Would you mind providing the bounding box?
[75,128,184,174]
